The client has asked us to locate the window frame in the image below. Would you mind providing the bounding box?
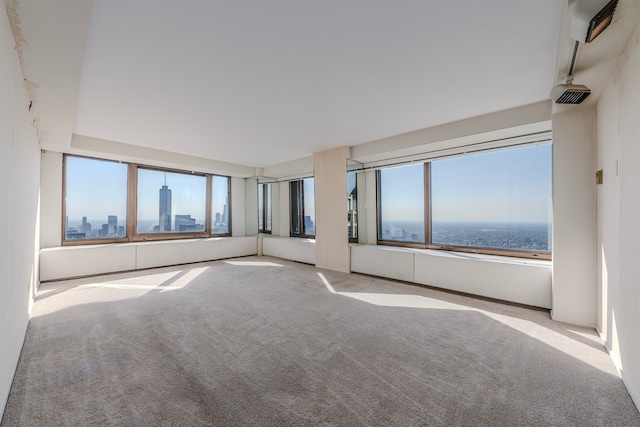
[289,178,315,238]
[62,154,232,245]
[258,182,272,234]
[211,174,232,237]
[347,171,358,243]
[62,155,130,245]
[376,163,428,249]
[132,164,211,241]
[376,148,552,261]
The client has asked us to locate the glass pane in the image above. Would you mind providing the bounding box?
[347,172,357,239]
[290,181,301,235]
[137,169,206,233]
[303,177,315,236]
[378,164,425,243]
[258,183,264,231]
[431,144,552,252]
[65,156,128,240]
[265,183,272,232]
[212,175,231,234]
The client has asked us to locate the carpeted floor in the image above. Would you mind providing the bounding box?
[2,256,639,426]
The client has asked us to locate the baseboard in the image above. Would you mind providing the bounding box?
[550,311,596,328]
[622,373,640,414]
[597,329,640,414]
[0,312,29,421]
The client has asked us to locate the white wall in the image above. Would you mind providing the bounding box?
[0,5,41,416]
[596,20,640,410]
[551,107,597,327]
[40,151,62,248]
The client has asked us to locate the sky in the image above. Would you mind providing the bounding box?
[380,143,552,223]
[347,171,356,194]
[65,156,128,225]
[137,169,207,222]
[65,157,229,228]
[66,143,552,230]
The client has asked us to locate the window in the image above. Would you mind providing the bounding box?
[64,156,128,241]
[258,182,272,233]
[347,172,357,241]
[377,143,552,259]
[431,145,552,253]
[212,175,231,235]
[377,163,425,244]
[63,154,232,244]
[137,168,207,234]
[290,177,315,237]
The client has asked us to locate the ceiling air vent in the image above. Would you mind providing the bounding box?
[551,84,591,104]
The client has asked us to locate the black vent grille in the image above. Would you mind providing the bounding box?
[557,89,591,104]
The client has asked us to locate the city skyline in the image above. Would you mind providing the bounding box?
[66,159,228,237]
[380,220,551,252]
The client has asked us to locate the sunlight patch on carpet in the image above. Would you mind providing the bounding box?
[224,261,284,267]
[317,272,470,310]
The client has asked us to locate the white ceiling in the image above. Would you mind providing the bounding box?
[11,0,634,168]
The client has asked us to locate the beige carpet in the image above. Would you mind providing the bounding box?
[2,255,639,426]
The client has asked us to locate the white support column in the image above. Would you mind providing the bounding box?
[277,181,290,237]
[231,177,246,236]
[551,107,597,327]
[245,177,258,235]
[314,146,350,272]
[364,170,378,245]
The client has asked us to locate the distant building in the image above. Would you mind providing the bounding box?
[304,215,315,234]
[82,217,92,234]
[159,181,172,232]
[175,214,202,231]
[348,186,357,238]
[221,197,229,226]
[106,215,117,236]
[65,227,86,239]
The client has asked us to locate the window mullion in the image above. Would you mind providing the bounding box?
[424,162,431,246]
[128,164,137,241]
[375,170,381,241]
[205,174,212,236]
[300,181,305,235]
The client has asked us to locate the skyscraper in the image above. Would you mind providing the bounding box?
[108,215,117,236]
[159,177,172,232]
[222,196,229,226]
[81,216,92,235]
